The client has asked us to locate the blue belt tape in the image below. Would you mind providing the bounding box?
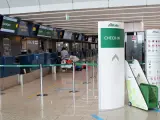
[91,114,103,120]
[152,109,160,112]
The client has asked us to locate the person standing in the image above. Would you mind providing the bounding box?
[61,47,69,60]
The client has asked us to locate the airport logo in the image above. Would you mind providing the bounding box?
[108,23,119,27]
[152,31,160,33]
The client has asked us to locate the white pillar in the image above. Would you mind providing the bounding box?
[98,21,125,111]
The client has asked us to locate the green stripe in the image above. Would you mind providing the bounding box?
[0,63,98,67]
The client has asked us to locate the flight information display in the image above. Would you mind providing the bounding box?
[0,16,18,33]
[52,29,58,39]
[63,30,72,40]
[37,25,53,38]
[17,21,29,36]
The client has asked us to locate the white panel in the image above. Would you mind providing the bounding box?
[147,0,160,5]
[40,0,72,4]
[8,0,38,7]
[41,3,72,11]
[73,0,108,9]
[124,23,134,32]
[0,8,10,14]
[10,6,39,14]
[109,0,146,7]
[133,22,143,31]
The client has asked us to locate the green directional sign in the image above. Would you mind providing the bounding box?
[101,28,124,48]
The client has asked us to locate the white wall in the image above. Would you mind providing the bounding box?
[1,0,160,14]
[124,22,144,32]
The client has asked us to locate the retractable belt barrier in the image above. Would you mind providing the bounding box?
[0,62,98,95]
[0,63,98,67]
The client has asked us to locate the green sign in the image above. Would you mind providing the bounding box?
[37,25,53,38]
[45,27,53,37]
[101,28,124,48]
[1,16,18,33]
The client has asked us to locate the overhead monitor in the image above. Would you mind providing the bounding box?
[17,21,29,36]
[31,24,39,37]
[63,30,72,40]
[51,29,58,39]
[88,37,92,42]
[37,25,53,38]
[57,29,64,39]
[75,33,79,40]
[85,36,88,41]
[71,33,75,40]
[78,34,82,40]
[0,16,18,33]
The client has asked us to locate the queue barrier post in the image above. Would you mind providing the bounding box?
[69,62,79,93]
[37,64,48,97]
[20,74,24,96]
[92,60,95,96]
[83,62,90,84]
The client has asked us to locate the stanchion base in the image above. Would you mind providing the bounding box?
[37,94,48,96]
[69,91,79,93]
[83,82,91,84]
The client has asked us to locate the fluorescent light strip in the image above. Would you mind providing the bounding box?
[21,11,160,20]
[144,25,160,26]
[47,20,160,28]
[41,18,160,25]
[36,14,160,23]
[54,24,98,27]
[144,22,160,24]
[61,27,97,30]
[11,5,160,17]
[47,20,143,25]
[62,27,97,30]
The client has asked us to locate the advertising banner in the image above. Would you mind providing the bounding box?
[145,29,160,101]
[98,21,124,110]
[145,29,160,86]
[0,16,18,33]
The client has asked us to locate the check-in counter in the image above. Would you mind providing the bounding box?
[0,57,2,78]
[0,52,58,90]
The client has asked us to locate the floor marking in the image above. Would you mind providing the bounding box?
[28,85,54,99]
[28,92,40,99]
[151,109,160,112]
[91,114,103,120]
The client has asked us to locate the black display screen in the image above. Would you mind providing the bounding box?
[17,21,29,36]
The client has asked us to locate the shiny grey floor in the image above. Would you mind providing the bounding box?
[0,69,160,120]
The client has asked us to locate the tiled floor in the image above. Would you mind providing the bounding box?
[0,68,160,120]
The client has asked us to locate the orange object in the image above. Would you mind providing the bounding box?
[66,60,72,64]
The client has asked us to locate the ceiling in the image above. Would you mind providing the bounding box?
[10,5,160,34]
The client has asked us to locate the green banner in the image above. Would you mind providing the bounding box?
[101,28,124,48]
